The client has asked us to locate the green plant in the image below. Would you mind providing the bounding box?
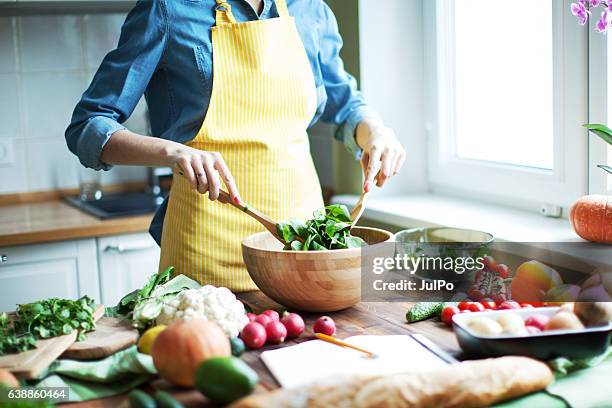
[584,124,612,175]
[277,204,366,251]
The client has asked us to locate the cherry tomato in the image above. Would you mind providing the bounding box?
[458,301,472,311]
[497,301,521,310]
[496,264,511,279]
[441,306,460,326]
[467,287,485,301]
[467,302,485,312]
[482,255,497,271]
[480,299,496,309]
[519,303,534,309]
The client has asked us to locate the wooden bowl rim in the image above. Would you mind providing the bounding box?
[242,226,393,256]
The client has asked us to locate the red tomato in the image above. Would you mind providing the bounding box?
[459,309,472,314]
[496,264,511,279]
[467,302,485,312]
[497,301,521,310]
[441,306,460,326]
[480,299,496,309]
[458,301,472,311]
[519,303,534,309]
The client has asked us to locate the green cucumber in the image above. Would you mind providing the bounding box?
[406,302,444,323]
[154,391,183,408]
[230,336,246,357]
[128,390,156,408]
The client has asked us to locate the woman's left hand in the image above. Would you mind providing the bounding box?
[356,119,406,192]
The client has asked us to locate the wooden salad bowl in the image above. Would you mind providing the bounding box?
[242,227,394,312]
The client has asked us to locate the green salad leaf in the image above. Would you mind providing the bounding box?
[277,204,367,251]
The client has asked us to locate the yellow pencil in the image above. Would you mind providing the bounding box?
[314,333,378,358]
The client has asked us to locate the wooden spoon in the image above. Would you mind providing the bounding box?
[349,189,370,229]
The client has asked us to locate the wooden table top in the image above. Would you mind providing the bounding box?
[66,292,461,408]
[0,200,152,247]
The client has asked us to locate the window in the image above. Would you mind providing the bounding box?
[425,0,588,212]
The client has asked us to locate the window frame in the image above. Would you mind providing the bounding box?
[424,0,589,213]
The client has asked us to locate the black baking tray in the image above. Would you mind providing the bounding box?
[452,307,612,360]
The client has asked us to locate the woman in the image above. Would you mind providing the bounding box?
[66,0,405,290]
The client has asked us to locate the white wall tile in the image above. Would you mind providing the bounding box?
[18,15,83,72]
[84,13,124,70]
[0,139,27,194]
[22,72,86,139]
[0,74,21,138]
[25,138,79,191]
[0,18,17,73]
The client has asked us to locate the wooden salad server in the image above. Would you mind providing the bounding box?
[349,189,370,229]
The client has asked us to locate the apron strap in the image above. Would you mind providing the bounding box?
[215,0,237,25]
[275,0,290,17]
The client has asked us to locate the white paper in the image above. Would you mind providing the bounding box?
[260,335,449,389]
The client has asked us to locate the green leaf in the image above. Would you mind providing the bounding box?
[584,123,612,145]
[598,164,612,175]
[290,240,304,251]
[346,236,366,248]
[62,323,73,334]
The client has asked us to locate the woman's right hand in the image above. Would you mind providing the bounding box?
[168,144,242,204]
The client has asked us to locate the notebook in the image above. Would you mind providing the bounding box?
[260,334,453,389]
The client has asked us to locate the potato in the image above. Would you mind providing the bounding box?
[544,311,584,331]
[497,313,524,331]
[467,317,503,337]
[574,302,612,327]
[502,326,529,337]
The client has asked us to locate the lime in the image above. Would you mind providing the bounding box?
[194,356,258,404]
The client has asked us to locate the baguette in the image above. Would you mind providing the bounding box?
[231,356,553,408]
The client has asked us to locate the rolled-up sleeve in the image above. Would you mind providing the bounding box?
[65,0,169,170]
[317,2,380,160]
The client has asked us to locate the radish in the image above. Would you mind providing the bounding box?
[255,314,272,327]
[265,321,287,344]
[262,310,280,322]
[524,314,550,331]
[281,312,305,338]
[246,313,257,322]
[313,316,336,336]
[240,322,267,349]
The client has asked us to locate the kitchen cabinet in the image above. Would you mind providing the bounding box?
[97,232,160,306]
[0,239,99,312]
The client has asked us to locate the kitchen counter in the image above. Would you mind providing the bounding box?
[64,292,460,408]
[0,200,153,247]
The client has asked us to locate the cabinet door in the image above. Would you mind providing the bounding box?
[97,233,160,306]
[0,239,99,312]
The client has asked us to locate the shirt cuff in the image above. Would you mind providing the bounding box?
[334,106,380,161]
[77,117,126,170]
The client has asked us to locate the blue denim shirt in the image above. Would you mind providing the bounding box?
[66,0,378,244]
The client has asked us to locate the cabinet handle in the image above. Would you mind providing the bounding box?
[0,254,7,264]
[104,242,156,253]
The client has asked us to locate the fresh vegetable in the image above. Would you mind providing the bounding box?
[195,356,258,404]
[262,310,280,322]
[441,306,460,326]
[156,286,249,337]
[110,267,201,330]
[265,321,287,344]
[458,301,472,311]
[277,204,366,251]
[0,369,19,388]
[544,311,584,331]
[502,326,528,336]
[254,314,272,327]
[545,284,581,304]
[0,295,96,356]
[230,337,246,357]
[511,261,563,303]
[524,314,550,331]
[240,322,267,350]
[574,302,612,327]
[480,300,496,309]
[137,324,166,355]
[471,257,512,303]
[467,303,485,313]
[313,316,336,336]
[570,195,612,243]
[128,390,156,408]
[496,313,524,332]
[246,313,257,322]
[578,272,612,301]
[154,391,184,408]
[280,312,305,338]
[405,302,443,323]
[525,325,542,335]
[466,317,503,337]
[152,319,231,387]
[496,301,520,310]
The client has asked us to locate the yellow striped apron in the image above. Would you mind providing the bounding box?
[159,0,324,290]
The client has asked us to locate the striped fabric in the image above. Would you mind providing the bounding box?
[159,0,324,291]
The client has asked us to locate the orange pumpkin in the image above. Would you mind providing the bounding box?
[151,319,230,387]
[570,195,612,244]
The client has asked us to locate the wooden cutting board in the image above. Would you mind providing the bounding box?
[61,316,139,360]
[0,304,104,379]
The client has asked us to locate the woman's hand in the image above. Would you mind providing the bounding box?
[167,144,242,204]
[355,118,406,192]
